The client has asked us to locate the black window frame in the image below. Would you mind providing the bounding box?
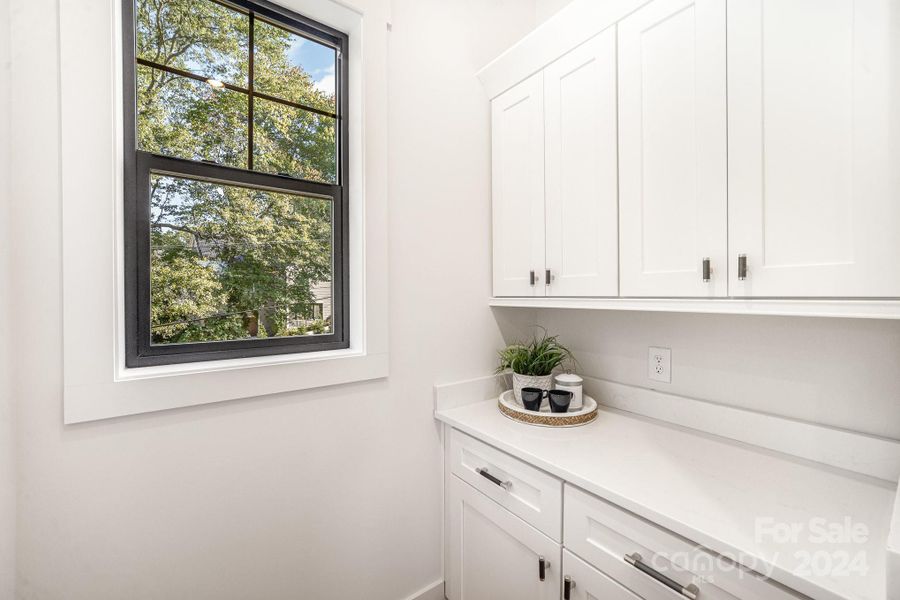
[122,0,350,367]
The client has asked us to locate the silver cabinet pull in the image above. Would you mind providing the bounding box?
[625,553,698,600]
[475,467,511,491]
[529,270,536,286]
[702,257,711,282]
[563,576,575,599]
[538,556,550,581]
[738,254,748,280]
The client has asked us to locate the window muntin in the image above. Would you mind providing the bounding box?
[124,0,349,367]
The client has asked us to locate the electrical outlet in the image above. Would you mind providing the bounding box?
[648,347,671,383]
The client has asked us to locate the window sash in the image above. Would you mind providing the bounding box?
[125,152,349,366]
[122,0,350,367]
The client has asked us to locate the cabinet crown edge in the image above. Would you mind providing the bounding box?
[477,0,653,99]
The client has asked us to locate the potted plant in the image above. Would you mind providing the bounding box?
[496,330,575,403]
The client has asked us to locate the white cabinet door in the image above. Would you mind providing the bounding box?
[544,28,619,297]
[727,0,900,297]
[492,73,546,297]
[561,551,642,600]
[618,0,727,297]
[447,476,560,600]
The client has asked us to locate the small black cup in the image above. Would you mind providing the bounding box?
[548,389,573,413]
[520,387,547,411]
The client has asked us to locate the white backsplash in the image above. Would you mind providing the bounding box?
[528,309,900,441]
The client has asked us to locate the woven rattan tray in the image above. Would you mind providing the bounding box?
[497,390,598,428]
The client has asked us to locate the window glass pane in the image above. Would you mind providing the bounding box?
[137,65,248,168]
[135,0,249,87]
[254,19,337,113]
[253,97,337,183]
[150,174,334,345]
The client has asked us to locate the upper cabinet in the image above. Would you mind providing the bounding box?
[491,73,545,297]
[618,0,727,297]
[545,29,619,297]
[727,0,900,297]
[483,0,900,309]
[492,30,620,298]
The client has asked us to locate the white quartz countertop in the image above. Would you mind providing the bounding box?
[435,399,898,600]
[888,495,900,597]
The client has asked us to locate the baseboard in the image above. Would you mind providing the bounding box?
[400,579,443,600]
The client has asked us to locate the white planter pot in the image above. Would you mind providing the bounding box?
[512,373,554,404]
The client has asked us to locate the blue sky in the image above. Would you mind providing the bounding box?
[288,36,336,96]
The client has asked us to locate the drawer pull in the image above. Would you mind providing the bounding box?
[538,556,550,581]
[625,553,699,600]
[738,253,748,280]
[563,575,575,599]
[475,467,511,491]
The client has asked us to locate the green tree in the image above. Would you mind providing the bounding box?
[135,0,336,344]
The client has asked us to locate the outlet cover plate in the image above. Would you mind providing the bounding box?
[648,347,671,383]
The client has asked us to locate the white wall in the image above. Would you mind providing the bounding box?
[535,0,576,22]
[534,309,900,440]
[0,0,14,596]
[8,1,536,599]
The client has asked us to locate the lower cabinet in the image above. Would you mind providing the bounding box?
[562,550,641,600]
[447,475,560,600]
[445,430,805,600]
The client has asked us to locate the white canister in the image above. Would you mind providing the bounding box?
[554,373,583,410]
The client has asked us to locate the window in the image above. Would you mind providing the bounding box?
[123,0,349,367]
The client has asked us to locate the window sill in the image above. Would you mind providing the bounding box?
[116,346,366,382]
[65,350,388,424]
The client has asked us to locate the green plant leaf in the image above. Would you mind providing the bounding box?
[495,328,574,376]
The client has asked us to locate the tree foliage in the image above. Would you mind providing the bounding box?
[135,0,336,344]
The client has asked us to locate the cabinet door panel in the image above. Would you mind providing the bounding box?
[545,28,619,297]
[618,0,727,297]
[728,0,900,296]
[492,73,546,297]
[562,551,642,600]
[447,476,560,600]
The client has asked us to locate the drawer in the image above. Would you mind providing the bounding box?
[450,429,562,540]
[564,485,804,600]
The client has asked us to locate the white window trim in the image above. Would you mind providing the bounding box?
[60,0,389,424]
